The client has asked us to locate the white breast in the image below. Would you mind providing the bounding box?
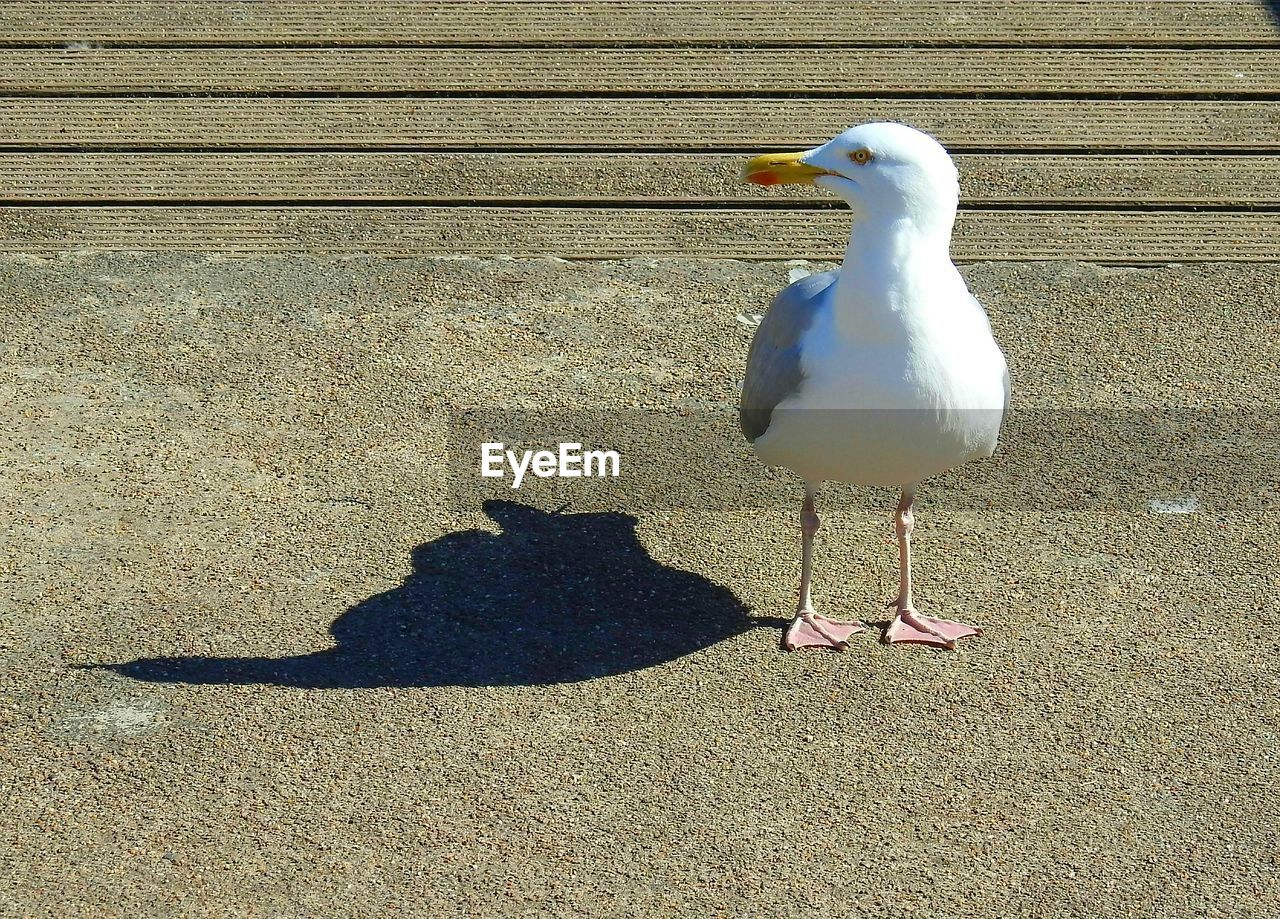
[751,287,1007,488]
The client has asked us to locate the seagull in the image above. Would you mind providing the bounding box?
[739,122,1010,651]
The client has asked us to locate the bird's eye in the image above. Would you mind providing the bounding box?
[849,148,873,165]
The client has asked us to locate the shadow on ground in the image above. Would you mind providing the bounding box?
[100,501,767,688]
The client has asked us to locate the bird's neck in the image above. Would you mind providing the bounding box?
[833,211,957,342]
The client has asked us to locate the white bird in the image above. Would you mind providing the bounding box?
[740,122,1010,651]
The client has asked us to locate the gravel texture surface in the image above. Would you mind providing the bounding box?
[1,252,1277,918]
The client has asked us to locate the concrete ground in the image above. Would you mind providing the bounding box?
[1,252,1277,918]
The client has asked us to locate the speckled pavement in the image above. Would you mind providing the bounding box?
[1,253,1277,917]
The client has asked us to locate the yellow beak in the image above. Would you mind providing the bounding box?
[742,151,831,186]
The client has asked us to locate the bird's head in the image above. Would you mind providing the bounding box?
[744,122,959,227]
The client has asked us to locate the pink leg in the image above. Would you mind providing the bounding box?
[784,487,865,651]
[882,489,982,651]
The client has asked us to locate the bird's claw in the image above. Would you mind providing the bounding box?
[883,608,981,649]
[784,611,865,651]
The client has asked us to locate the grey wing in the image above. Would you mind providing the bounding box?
[1002,365,1012,423]
[996,363,1012,442]
[739,270,836,443]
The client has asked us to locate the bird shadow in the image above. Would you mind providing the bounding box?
[94,500,774,688]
